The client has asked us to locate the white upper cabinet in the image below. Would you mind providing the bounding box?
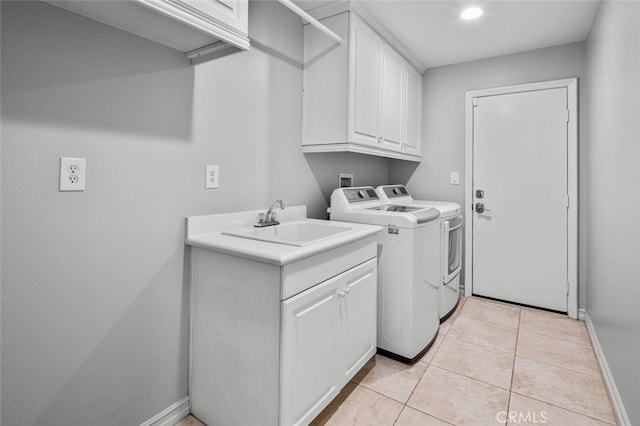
[176,0,247,33]
[303,8,423,162]
[351,20,382,146]
[404,64,423,157]
[47,0,249,63]
[379,43,405,152]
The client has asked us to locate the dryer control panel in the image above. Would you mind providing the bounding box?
[344,187,379,203]
[381,185,409,199]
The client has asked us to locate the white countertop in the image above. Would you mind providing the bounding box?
[186,205,382,266]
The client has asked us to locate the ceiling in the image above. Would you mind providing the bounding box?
[294,0,600,69]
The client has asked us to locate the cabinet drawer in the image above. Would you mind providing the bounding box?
[281,235,377,300]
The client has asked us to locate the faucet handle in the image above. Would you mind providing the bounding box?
[256,212,266,224]
[268,211,278,222]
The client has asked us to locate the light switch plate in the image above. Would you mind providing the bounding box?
[450,171,460,185]
[205,165,219,189]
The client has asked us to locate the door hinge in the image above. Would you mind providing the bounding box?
[566,281,570,295]
[472,98,479,107]
[566,195,570,209]
[566,109,570,123]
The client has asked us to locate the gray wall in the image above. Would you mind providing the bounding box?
[389,42,587,305]
[0,1,388,425]
[586,1,640,423]
[0,2,3,421]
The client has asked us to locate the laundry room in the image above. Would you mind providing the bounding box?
[1,1,639,425]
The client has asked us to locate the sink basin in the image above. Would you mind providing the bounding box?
[222,221,353,247]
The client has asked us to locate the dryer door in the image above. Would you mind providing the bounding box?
[443,216,462,283]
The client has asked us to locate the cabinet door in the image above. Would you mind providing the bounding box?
[404,64,422,157]
[350,15,381,147]
[379,45,405,152]
[340,259,377,383]
[177,0,248,33]
[281,276,341,426]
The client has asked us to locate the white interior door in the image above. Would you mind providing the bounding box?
[472,87,569,312]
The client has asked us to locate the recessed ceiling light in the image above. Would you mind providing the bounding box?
[460,7,483,20]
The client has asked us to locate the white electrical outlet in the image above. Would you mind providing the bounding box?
[205,165,219,189]
[59,157,86,191]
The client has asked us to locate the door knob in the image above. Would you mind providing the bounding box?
[475,202,492,213]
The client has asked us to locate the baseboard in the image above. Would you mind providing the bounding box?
[140,396,190,426]
[578,308,586,321]
[584,313,631,426]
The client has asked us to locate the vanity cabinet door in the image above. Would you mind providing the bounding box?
[281,276,341,426]
[340,258,377,383]
[281,257,377,425]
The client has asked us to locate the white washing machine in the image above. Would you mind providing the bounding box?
[376,185,462,320]
[330,186,441,363]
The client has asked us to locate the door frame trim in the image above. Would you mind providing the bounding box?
[464,78,578,319]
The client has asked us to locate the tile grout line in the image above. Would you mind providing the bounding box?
[398,333,440,424]
[514,353,602,379]
[395,310,461,426]
[325,296,614,426]
[401,365,456,425]
[518,326,592,346]
[445,333,516,355]
[511,310,614,424]
[455,312,520,330]
[436,315,518,390]
[509,390,617,426]
[443,333,516,355]
[506,308,523,423]
[359,329,446,422]
[429,359,512,391]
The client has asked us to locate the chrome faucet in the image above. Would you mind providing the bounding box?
[255,199,285,227]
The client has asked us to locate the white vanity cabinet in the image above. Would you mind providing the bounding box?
[281,258,376,425]
[189,228,378,426]
[303,10,423,161]
[48,0,249,62]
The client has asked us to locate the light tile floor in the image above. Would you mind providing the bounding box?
[176,416,205,426]
[178,296,617,426]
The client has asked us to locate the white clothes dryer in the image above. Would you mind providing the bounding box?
[330,186,441,363]
[376,185,462,320]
